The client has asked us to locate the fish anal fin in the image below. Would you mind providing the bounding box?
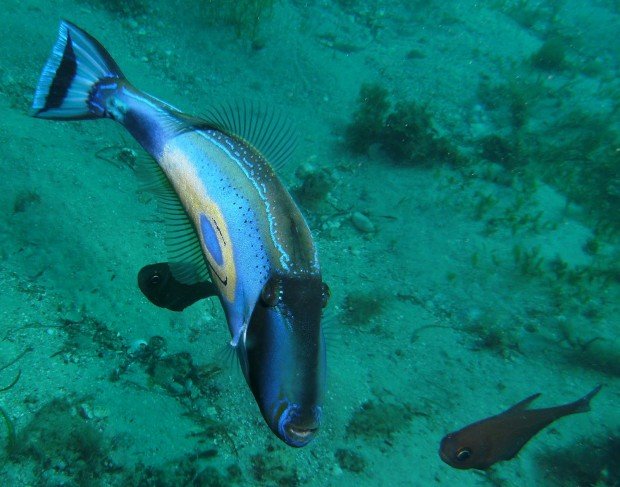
[504,436,532,461]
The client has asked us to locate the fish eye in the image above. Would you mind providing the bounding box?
[456,447,472,461]
[150,272,160,285]
[260,278,280,307]
[321,282,330,308]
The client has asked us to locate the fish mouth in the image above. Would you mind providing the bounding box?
[285,423,319,445]
[438,438,452,465]
[278,404,321,447]
[439,448,450,464]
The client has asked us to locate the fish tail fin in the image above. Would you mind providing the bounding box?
[573,384,602,413]
[32,20,125,120]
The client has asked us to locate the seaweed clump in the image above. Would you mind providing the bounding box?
[125,460,241,486]
[56,314,126,363]
[292,163,336,210]
[382,101,461,165]
[342,290,386,328]
[345,83,390,155]
[11,398,113,486]
[0,370,21,456]
[530,38,567,71]
[79,0,149,17]
[345,83,463,166]
[335,448,366,473]
[200,0,277,49]
[535,110,620,234]
[476,76,542,133]
[251,449,298,485]
[463,321,520,359]
[479,134,521,170]
[111,335,223,398]
[565,339,620,377]
[13,190,41,214]
[346,400,415,441]
[536,431,620,487]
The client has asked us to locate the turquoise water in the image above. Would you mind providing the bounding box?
[1,0,618,485]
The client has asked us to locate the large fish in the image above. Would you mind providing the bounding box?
[32,20,330,447]
[439,385,602,470]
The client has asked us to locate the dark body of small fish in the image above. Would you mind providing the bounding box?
[138,263,216,312]
[439,385,602,470]
[32,21,330,447]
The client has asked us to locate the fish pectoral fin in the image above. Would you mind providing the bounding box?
[138,262,217,312]
[504,392,542,413]
[215,341,242,377]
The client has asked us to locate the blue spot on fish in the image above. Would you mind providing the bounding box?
[200,213,224,266]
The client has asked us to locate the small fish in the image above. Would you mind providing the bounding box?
[138,263,216,312]
[32,20,330,447]
[439,385,602,470]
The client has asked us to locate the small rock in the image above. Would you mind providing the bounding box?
[78,403,93,420]
[24,393,38,405]
[128,339,148,357]
[351,212,375,233]
[167,381,184,396]
[295,162,316,180]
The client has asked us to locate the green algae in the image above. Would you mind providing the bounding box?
[382,100,462,166]
[346,400,415,441]
[530,37,567,71]
[345,83,464,166]
[537,431,620,486]
[10,398,111,487]
[251,448,299,485]
[0,407,15,456]
[335,448,367,473]
[345,83,391,155]
[200,0,277,47]
[342,290,386,328]
[292,164,336,210]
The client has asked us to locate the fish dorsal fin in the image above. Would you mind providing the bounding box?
[504,392,542,414]
[134,152,210,285]
[203,101,297,172]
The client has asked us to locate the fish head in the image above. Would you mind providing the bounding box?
[239,273,329,447]
[439,429,493,470]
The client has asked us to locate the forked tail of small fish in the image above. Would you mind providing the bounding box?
[571,384,602,414]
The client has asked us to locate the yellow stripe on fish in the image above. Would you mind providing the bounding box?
[161,141,237,303]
